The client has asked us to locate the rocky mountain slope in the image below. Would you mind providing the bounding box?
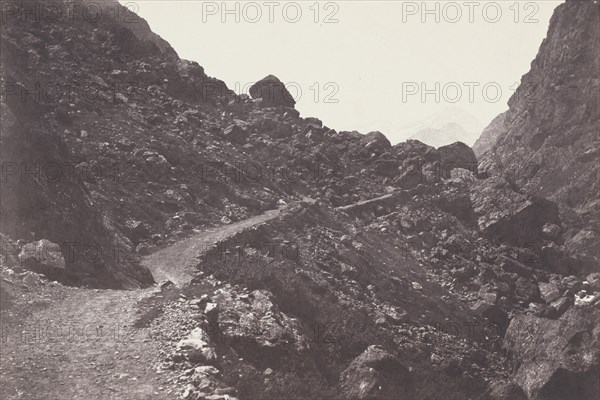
[0,0,419,287]
[478,0,600,271]
[1,0,599,399]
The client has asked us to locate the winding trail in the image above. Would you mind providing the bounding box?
[0,209,282,400]
[142,209,280,286]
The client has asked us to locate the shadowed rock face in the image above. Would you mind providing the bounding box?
[0,94,153,288]
[505,307,600,400]
[340,345,413,400]
[18,239,65,276]
[470,176,561,246]
[477,0,600,267]
[249,75,296,108]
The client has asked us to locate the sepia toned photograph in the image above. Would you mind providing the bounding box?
[0,1,598,399]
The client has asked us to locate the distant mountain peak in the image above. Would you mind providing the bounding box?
[402,107,484,148]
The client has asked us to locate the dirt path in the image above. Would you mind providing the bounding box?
[142,208,280,286]
[0,287,168,400]
[0,209,282,400]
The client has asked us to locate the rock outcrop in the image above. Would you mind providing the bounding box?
[18,239,65,276]
[470,177,560,246]
[340,345,413,400]
[211,289,308,353]
[505,307,600,400]
[360,131,392,153]
[477,0,600,268]
[249,75,296,108]
[437,141,478,177]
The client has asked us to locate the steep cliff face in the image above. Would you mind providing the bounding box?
[479,0,600,268]
[0,96,153,288]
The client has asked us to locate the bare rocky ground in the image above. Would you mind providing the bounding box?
[1,284,170,400]
[0,202,508,400]
[3,197,598,399]
[0,206,281,400]
[1,0,599,399]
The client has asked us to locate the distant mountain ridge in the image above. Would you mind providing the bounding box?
[403,107,484,148]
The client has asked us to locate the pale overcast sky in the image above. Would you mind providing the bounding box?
[123,0,562,144]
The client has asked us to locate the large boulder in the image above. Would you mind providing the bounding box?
[176,327,217,364]
[504,307,600,400]
[211,289,307,353]
[18,239,65,276]
[437,141,478,178]
[360,131,392,154]
[470,177,560,246]
[339,345,413,400]
[249,75,296,108]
